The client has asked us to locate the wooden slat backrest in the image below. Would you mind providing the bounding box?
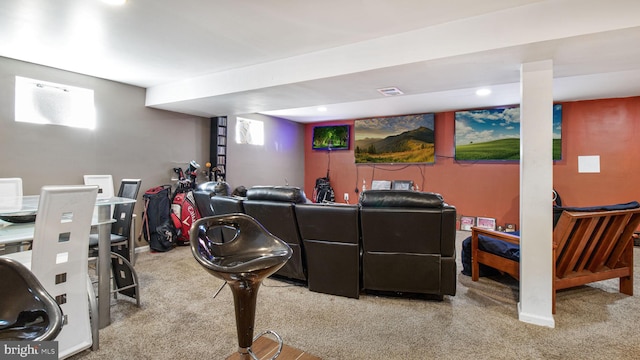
[606,212,640,268]
[589,213,628,271]
[558,216,598,277]
[554,208,640,278]
[575,216,608,272]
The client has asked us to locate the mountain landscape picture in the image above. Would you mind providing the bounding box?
[354,113,435,164]
[455,104,562,160]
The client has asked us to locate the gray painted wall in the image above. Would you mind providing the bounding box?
[226,113,305,194]
[0,56,209,244]
[1,57,307,245]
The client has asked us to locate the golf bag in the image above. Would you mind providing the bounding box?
[139,185,176,252]
[170,160,202,245]
[313,177,335,203]
[171,190,201,245]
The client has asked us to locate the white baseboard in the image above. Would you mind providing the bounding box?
[518,302,555,328]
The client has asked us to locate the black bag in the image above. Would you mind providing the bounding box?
[313,177,335,203]
[139,185,176,252]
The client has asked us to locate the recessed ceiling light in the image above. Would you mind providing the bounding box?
[317,106,327,112]
[476,88,491,96]
[102,0,127,5]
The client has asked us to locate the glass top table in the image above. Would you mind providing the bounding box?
[0,195,135,244]
[1,195,134,214]
[0,194,136,332]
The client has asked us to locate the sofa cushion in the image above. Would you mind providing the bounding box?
[295,203,361,298]
[246,186,307,204]
[295,204,360,245]
[359,190,443,208]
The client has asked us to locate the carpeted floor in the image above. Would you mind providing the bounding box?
[70,232,640,359]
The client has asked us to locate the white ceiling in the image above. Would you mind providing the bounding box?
[2,0,640,123]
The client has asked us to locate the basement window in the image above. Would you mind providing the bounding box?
[235,117,264,146]
[15,76,96,130]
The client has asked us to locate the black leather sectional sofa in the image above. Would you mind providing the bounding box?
[193,186,457,300]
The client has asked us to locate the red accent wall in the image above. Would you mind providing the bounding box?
[304,97,640,229]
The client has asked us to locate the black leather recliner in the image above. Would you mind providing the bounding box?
[210,195,245,215]
[359,190,457,297]
[295,203,361,298]
[243,186,308,282]
[193,190,246,243]
[210,196,246,242]
[193,190,215,218]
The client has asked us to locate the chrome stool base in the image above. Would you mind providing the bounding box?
[243,330,284,360]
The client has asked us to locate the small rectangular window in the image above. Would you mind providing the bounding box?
[15,76,96,129]
[235,117,264,146]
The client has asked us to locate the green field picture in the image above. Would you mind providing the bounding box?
[354,113,435,164]
[455,105,562,161]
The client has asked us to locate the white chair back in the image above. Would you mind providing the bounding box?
[83,175,114,199]
[0,178,23,212]
[84,175,114,220]
[30,185,98,359]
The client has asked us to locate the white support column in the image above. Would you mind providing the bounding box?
[518,60,555,327]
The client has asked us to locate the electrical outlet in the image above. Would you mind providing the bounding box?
[344,193,349,201]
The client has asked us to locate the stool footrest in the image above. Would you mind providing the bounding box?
[245,330,283,360]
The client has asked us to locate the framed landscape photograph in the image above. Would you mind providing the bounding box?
[454,104,562,161]
[354,113,435,164]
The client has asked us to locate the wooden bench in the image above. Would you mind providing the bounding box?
[471,207,640,313]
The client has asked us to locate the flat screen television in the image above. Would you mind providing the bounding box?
[454,104,562,161]
[354,113,435,164]
[312,124,350,150]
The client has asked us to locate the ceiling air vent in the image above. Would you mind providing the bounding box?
[376,87,404,97]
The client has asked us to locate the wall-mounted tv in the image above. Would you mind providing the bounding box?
[354,113,435,164]
[454,104,562,161]
[312,124,350,150]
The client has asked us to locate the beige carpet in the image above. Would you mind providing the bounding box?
[70,232,640,359]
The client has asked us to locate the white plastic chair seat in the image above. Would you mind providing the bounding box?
[1,250,31,267]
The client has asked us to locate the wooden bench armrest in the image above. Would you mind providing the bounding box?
[470,227,521,282]
[471,227,520,245]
